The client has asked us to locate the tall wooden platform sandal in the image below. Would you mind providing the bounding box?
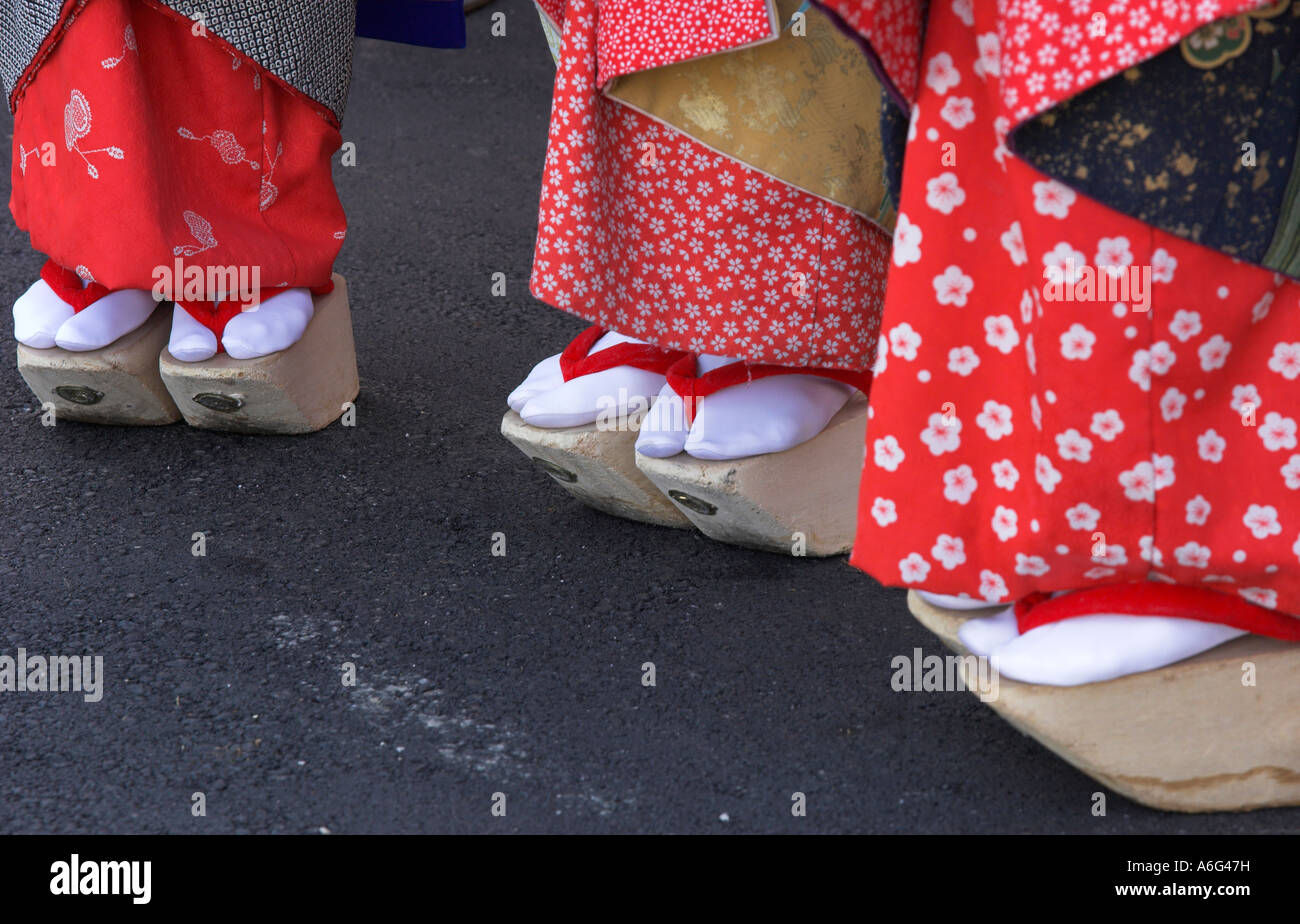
[635,358,871,557]
[908,585,1300,812]
[158,274,358,434]
[501,326,694,528]
[16,261,180,426]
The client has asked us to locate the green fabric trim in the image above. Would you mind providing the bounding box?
[1262,127,1300,277]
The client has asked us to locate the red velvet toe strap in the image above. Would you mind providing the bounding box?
[175,285,331,351]
[174,297,247,349]
[559,326,689,381]
[40,259,109,312]
[175,290,270,353]
[1014,582,1300,642]
[666,355,872,425]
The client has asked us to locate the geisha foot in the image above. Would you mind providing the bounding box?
[635,356,857,460]
[167,287,315,363]
[917,591,1001,612]
[512,331,671,428]
[13,266,179,425]
[962,611,1244,686]
[917,591,1021,658]
[13,272,155,351]
[53,289,156,351]
[166,303,218,362]
[499,327,694,528]
[955,585,1259,686]
[632,356,869,555]
[158,276,357,434]
[505,331,867,547]
[13,278,73,348]
[908,587,1300,812]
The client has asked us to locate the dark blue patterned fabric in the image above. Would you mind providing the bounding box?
[879,90,908,215]
[1013,6,1300,276]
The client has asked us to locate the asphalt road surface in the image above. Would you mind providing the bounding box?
[1,1,1295,834]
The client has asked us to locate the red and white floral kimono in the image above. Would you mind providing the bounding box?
[829,0,1300,632]
[530,0,894,373]
[7,0,350,337]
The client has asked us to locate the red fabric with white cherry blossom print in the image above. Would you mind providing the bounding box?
[594,0,776,87]
[531,0,891,371]
[823,0,1267,111]
[535,0,561,21]
[534,0,778,85]
[9,0,347,328]
[850,0,1300,628]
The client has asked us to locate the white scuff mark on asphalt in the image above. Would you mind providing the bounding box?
[351,676,530,778]
[554,791,637,818]
[270,610,530,779]
[270,612,342,650]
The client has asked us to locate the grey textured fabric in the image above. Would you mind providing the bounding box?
[161,0,357,119]
[0,0,64,108]
[1,0,357,120]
